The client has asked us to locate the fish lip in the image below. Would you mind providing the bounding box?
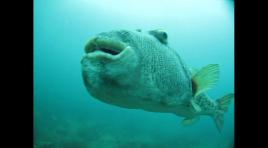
[82,46,131,62]
[84,37,128,59]
[80,45,132,73]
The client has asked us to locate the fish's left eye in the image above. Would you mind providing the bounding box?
[136,29,142,32]
[148,29,168,45]
[161,32,167,40]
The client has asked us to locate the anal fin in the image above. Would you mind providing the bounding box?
[181,117,200,126]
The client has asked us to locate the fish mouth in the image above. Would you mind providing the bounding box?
[84,37,128,59]
[92,47,120,55]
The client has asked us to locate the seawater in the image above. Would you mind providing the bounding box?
[34,0,234,147]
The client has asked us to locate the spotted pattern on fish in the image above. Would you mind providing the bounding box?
[194,93,217,114]
[81,29,234,133]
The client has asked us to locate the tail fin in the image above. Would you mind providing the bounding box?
[213,93,234,133]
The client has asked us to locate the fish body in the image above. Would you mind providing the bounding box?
[81,29,234,132]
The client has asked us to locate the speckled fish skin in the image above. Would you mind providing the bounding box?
[81,29,213,117]
[194,93,217,115]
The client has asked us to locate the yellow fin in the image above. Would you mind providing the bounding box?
[192,64,219,97]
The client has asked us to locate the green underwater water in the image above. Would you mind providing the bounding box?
[34,0,234,148]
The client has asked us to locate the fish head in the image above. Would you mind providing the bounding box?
[81,30,143,97]
[81,29,173,104]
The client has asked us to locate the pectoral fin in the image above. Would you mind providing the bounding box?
[192,64,219,97]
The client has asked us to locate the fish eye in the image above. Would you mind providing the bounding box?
[148,29,168,45]
[136,29,142,32]
[162,32,167,39]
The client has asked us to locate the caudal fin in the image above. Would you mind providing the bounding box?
[213,93,234,133]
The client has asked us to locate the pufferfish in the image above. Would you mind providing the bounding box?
[81,29,234,132]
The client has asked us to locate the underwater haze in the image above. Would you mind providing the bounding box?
[34,0,234,148]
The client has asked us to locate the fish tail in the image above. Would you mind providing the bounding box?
[213,93,234,133]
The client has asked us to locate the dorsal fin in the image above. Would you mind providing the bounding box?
[192,64,219,97]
